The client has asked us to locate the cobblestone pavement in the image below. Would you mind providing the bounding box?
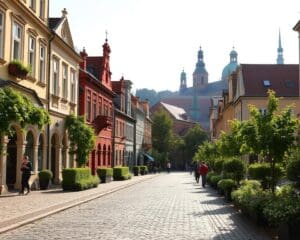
[0,172,271,240]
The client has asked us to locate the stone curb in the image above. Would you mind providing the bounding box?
[0,174,159,234]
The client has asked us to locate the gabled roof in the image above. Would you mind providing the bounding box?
[240,64,299,97]
[160,102,187,121]
[48,18,62,30]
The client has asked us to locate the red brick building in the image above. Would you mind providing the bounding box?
[79,40,115,174]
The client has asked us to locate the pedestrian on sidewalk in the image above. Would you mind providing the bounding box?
[199,161,209,188]
[167,161,171,173]
[194,162,200,183]
[20,155,32,195]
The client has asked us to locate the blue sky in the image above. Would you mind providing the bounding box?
[50,0,300,92]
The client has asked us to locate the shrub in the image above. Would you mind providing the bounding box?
[132,166,140,176]
[217,179,236,200]
[96,167,113,183]
[222,158,246,184]
[213,159,224,174]
[62,168,99,191]
[38,169,53,181]
[263,186,300,227]
[287,158,300,185]
[207,172,217,185]
[210,175,223,189]
[113,167,131,181]
[248,163,284,189]
[140,166,148,175]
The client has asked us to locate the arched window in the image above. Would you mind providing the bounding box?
[25,131,34,167]
[97,144,101,166]
[108,146,111,165]
[103,145,106,165]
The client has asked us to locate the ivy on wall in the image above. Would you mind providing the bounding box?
[65,115,95,167]
[0,87,50,152]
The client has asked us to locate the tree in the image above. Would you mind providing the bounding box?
[65,115,95,167]
[151,109,173,166]
[193,141,219,167]
[184,124,207,162]
[240,90,298,192]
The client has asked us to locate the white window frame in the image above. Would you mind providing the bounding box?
[29,0,36,11]
[39,0,45,19]
[53,59,59,95]
[28,36,36,77]
[12,22,22,60]
[62,64,68,99]
[70,70,76,103]
[0,11,4,59]
[39,44,46,83]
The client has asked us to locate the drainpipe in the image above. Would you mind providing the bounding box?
[47,32,55,169]
[112,108,116,168]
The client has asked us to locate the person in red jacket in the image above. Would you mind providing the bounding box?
[199,162,209,188]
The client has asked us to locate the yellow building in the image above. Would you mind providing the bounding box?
[211,64,300,141]
[0,1,80,194]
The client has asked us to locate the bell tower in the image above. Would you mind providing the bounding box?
[193,46,208,92]
[179,69,187,94]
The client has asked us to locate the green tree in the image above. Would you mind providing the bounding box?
[184,124,207,162]
[0,87,50,152]
[193,141,219,167]
[65,115,95,167]
[240,90,298,192]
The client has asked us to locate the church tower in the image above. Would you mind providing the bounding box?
[179,69,187,94]
[190,87,201,122]
[277,30,284,64]
[193,46,208,92]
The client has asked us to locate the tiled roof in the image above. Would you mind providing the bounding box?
[161,102,187,121]
[48,18,62,30]
[86,57,103,80]
[240,64,299,97]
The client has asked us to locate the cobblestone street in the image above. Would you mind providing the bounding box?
[0,172,271,240]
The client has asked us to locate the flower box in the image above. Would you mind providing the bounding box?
[8,61,30,79]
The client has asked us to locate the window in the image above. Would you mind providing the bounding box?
[39,0,45,19]
[28,36,35,77]
[93,96,97,120]
[70,70,76,103]
[98,97,102,115]
[29,0,36,11]
[86,93,91,121]
[39,44,46,83]
[53,59,59,95]
[259,108,267,116]
[62,64,68,99]
[0,11,4,59]
[12,22,22,60]
[104,101,108,116]
[263,80,271,87]
[285,80,294,88]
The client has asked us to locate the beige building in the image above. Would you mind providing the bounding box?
[0,1,80,194]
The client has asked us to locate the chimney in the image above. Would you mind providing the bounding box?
[80,47,88,71]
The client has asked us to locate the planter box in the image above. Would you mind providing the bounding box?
[100,175,113,183]
[8,63,29,79]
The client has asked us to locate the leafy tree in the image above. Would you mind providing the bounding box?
[240,90,298,192]
[193,141,219,167]
[183,124,207,162]
[65,115,95,167]
[0,87,50,152]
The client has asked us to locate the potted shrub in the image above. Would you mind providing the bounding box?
[140,166,148,175]
[38,170,53,190]
[8,60,31,79]
[133,166,140,176]
[96,167,113,183]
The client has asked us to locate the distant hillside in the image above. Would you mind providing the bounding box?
[135,88,178,107]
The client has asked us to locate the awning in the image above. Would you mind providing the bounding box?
[143,153,154,161]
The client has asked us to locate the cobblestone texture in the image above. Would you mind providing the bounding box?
[0,173,271,240]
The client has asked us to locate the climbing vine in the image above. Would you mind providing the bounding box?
[0,87,50,152]
[65,115,95,167]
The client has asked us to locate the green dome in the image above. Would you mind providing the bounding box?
[222,47,238,81]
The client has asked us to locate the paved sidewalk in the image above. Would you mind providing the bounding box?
[0,173,158,234]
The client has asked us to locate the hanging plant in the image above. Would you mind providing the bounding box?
[65,115,95,167]
[0,87,50,152]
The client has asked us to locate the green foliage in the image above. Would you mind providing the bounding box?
[263,185,300,226]
[9,60,32,74]
[213,159,224,174]
[152,109,173,154]
[65,115,95,167]
[193,141,218,167]
[38,169,53,181]
[248,163,284,189]
[0,87,50,152]
[183,124,207,160]
[140,165,148,175]
[132,166,140,175]
[206,172,217,185]
[217,179,237,199]
[287,158,300,184]
[210,175,223,188]
[113,167,131,181]
[62,168,99,191]
[222,158,246,183]
[96,167,113,178]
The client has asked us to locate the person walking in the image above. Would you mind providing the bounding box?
[167,161,171,173]
[199,161,209,188]
[194,162,200,184]
[20,155,32,195]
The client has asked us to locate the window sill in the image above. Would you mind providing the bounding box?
[37,81,46,87]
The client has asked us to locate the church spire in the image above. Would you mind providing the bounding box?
[277,30,284,64]
[179,69,187,94]
[193,46,208,91]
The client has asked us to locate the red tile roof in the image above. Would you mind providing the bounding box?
[240,64,299,97]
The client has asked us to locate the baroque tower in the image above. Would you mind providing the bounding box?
[193,46,208,92]
[277,30,284,64]
[179,69,187,94]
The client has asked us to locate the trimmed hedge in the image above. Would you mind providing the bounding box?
[133,166,140,176]
[218,179,236,200]
[210,174,223,189]
[62,168,99,191]
[222,158,246,183]
[96,167,113,183]
[113,167,132,181]
[140,166,148,175]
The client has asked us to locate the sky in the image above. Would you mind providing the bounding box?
[50,0,300,93]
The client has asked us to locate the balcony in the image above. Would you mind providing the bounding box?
[92,115,112,134]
